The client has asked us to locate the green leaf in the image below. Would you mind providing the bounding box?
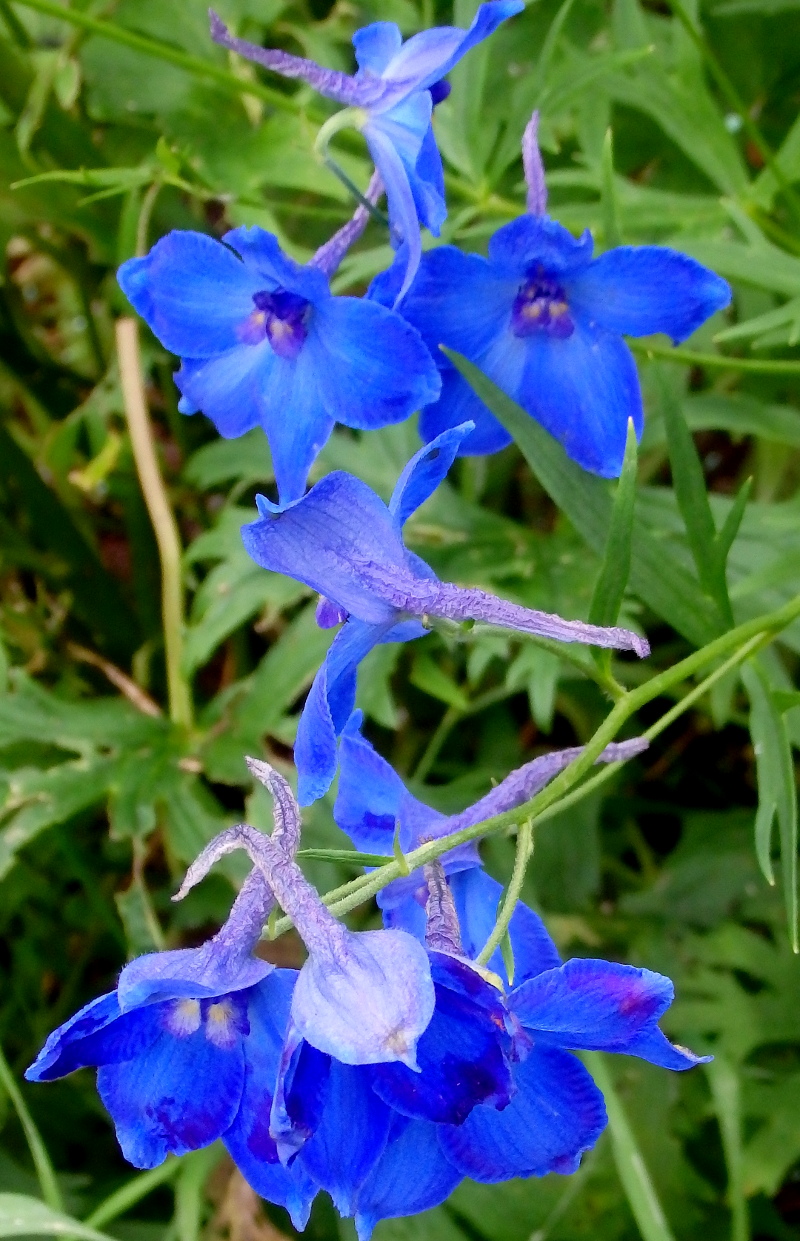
[410,652,469,711]
[0,1195,115,1241]
[589,418,638,629]
[296,848,392,868]
[705,1057,749,1241]
[443,349,719,645]
[715,477,752,570]
[742,659,798,949]
[600,126,622,247]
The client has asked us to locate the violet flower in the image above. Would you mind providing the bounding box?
[383,112,731,474]
[117,181,439,503]
[209,3,524,301]
[241,422,649,804]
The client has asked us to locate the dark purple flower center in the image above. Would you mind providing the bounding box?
[240,287,310,360]
[511,267,574,339]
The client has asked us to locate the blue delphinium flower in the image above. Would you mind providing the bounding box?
[241,422,649,804]
[209,3,524,300]
[334,710,648,949]
[383,111,732,475]
[332,730,710,1181]
[117,186,439,502]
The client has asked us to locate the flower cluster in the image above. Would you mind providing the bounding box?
[30,4,728,1235]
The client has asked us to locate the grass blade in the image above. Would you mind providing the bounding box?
[706,1057,750,1241]
[0,1046,63,1213]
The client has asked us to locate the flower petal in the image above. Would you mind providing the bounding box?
[370,953,513,1124]
[270,1022,332,1164]
[354,1114,463,1241]
[451,870,561,987]
[353,22,403,73]
[242,474,406,623]
[488,215,594,280]
[175,343,274,441]
[440,1045,606,1181]
[310,295,440,430]
[117,946,271,1011]
[389,421,474,528]
[223,225,329,304]
[223,974,319,1230]
[299,1063,393,1214]
[379,2,524,92]
[623,1025,712,1071]
[515,316,643,477]
[507,957,693,1060]
[364,121,423,303]
[118,232,257,357]
[419,369,513,456]
[97,1009,246,1168]
[257,345,335,503]
[568,246,731,344]
[410,124,447,235]
[334,711,416,850]
[25,994,161,1081]
[401,245,517,361]
[294,619,390,805]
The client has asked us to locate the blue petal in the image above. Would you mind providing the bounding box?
[294,620,390,806]
[334,712,410,850]
[419,368,513,456]
[374,94,444,237]
[567,246,731,344]
[310,295,440,429]
[241,474,406,623]
[175,343,274,440]
[439,1046,606,1181]
[364,120,424,303]
[97,1006,246,1168]
[451,870,561,987]
[508,958,703,1067]
[255,344,335,503]
[410,124,447,235]
[377,2,524,93]
[353,22,403,73]
[299,1063,392,1214]
[223,225,329,304]
[516,317,642,477]
[488,215,594,281]
[270,1023,332,1164]
[389,421,474,528]
[25,993,163,1081]
[354,1114,462,1241]
[291,928,435,1066]
[223,974,319,1230]
[117,946,271,1011]
[370,953,513,1124]
[623,1025,712,1071]
[401,245,517,362]
[117,232,257,357]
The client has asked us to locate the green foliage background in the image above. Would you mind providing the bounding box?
[1,0,800,1240]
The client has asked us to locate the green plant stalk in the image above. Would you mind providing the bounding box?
[85,1160,181,1229]
[0,1043,64,1212]
[271,592,800,936]
[630,339,800,374]
[584,1051,677,1241]
[116,318,193,729]
[706,1058,750,1241]
[476,818,533,965]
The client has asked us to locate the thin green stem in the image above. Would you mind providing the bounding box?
[630,339,800,374]
[85,1160,181,1229]
[414,704,462,781]
[271,590,800,935]
[116,318,193,728]
[0,1043,64,1212]
[136,181,163,259]
[476,818,533,965]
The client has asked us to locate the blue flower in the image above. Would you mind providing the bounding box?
[241,423,649,804]
[385,112,732,476]
[209,3,524,301]
[117,224,440,502]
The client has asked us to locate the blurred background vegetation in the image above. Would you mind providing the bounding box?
[1,1,800,1241]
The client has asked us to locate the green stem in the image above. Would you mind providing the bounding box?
[136,181,163,259]
[630,339,800,374]
[414,704,462,781]
[85,1160,181,1229]
[0,1043,63,1212]
[116,318,193,728]
[476,818,533,965]
[271,590,800,935]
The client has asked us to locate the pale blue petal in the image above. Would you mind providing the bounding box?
[439,1046,606,1181]
[378,2,524,92]
[364,121,423,303]
[310,295,440,429]
[516,317,642,477]
[299,1063,392,1214]
[488,215,594,280]
[353,22,403,72]
[97,1009,245,1168]
[389,421,474,527]
[118,232,257,356]
[175,342,274,440]
[354,1114,462,1241]
[118,945,271,1011]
